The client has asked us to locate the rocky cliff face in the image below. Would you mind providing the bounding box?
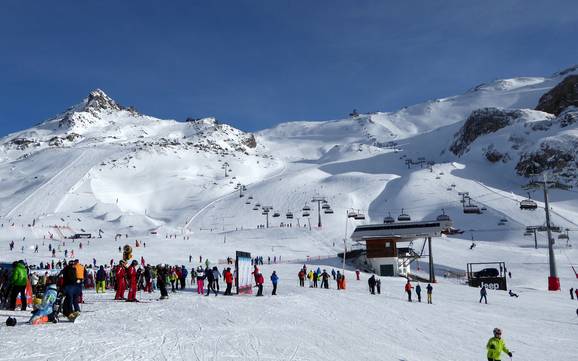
[535,75,578,115]
[450,108,524,156]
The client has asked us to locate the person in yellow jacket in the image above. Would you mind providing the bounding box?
[486,328,512,361]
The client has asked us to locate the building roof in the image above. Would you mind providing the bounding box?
[350,219,452,242]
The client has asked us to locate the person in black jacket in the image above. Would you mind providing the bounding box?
[157,265,169,300]
[96,266,106,293]
[61,261,80,316]
[368,275,376,295]
[205,267,217,296]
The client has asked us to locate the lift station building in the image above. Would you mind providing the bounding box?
[350,218,452,281]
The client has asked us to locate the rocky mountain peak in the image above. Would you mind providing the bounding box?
[535,75,578,115]
[82,89,123,113]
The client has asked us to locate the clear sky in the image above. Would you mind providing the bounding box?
[1,1,578,135]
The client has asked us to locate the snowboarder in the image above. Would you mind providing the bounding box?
[480,285,488,304]
[126,260,138,302]
[508,290,519,298]
[486,328,512,361]
[404,280,413,302]
[368,275,376,295]
[29,283,58,325]
[416,283,422,302]
[270,271,278,295]
[426,283,433,304]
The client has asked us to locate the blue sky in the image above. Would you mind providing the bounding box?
[1,1,577,134]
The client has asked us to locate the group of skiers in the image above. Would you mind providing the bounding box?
[403,279,433,303]
[297,266,347,290]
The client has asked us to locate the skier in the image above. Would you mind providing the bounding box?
[508,290,519,298]
[144,265,152,293]
[96,265,106,293]
[355,269,360,281]
[115,260,126,300]
[416,283,422,302]
[8,260,28,311]
[574,288,578,301]
[255,272,264,296]
[180,265,188,290]
[331,269,336,280]
[404,280,413,302]
[480,285,488,304]
[126,260,138,302]
[426,283,433,304]
[29,283,58,325]
[376,278,381,294]
[270,271,278,295]
[312,270,318,288]
[368,275,376,294]
[486,328,512,361]
[571,287,574,300]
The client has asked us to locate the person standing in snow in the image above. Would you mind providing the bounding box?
[212,266,220,292]
[126,260,138,302]
[255,272,264,296]
[205,266,217,296]
[368,275,376,295]
[355,269,360,281]
[331,269,336,280]
[486,328,512,361]
[575,288,578,301]
[224,267,234,295]
[196,266,205,294]
[96,265,106,293]
[157,265,169,299]
[8,260,28,310]
[180,265,188,290]
[270,271,278,295]
[415,283,422,302]
[321,270,330,289]
[298,269,305,287]
[62,260,81,317]
[376,278,381,294]
[115,260,127,300]
[404,280,413,302]
[570,287,574,300]
[426,283,433,304]
[480,285,488,304]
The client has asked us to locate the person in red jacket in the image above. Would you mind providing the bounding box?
[127,260,138,302]
[115,260,127,300]
[405,280,413,302]
[255,272,264,296]
[224,267,234,295]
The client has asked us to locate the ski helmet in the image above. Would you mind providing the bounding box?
[5,316,17,327]
[493,328,502,336]
[47,284,57,291]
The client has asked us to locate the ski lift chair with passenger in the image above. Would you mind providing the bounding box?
[397,209,411,222]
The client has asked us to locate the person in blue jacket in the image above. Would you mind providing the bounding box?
[30,283,58,324]
[180,266,188,289]
[270,271,279,295]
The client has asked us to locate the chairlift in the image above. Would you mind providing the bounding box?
[253,206,259,211]
[463,204,481,214]
[383,212,395,224]
[500,218,508,222]
[255,203,261,207]
[439,172,444,175]
[480,207,487,211]
[302,211,310,217]
[558,233,569,240]
[354,212,366,220]
[302,204,311,212]
[520,196,537,210]
[322,203,331,210]
[436,209,451,222]
[524,231,533,236]
[446,187,452,191]
[397,209,411,222]
[272,212,280,218]
[286,212,294,219]
[248,196,253,200]
[435,176,441,180]
[245,201,251,204]
[347,210,358,218]
[324,208,334,214]
[498,221,506,226]
[262,210,269,215]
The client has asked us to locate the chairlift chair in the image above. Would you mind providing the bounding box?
[383,212,395,223]
[248,196,253,200]
[322,203,330,210]
[520,199,538,210]
[347,210,358,218]
[272,212,280,218]
[286,212,294,219]
[324,208,334,214]
[255,203,261,207]
[436,209,451,222]
[463,205,481,214]
[354,213,366,220]
[558,233,569,240]
[397,209,411,222]
[302,204,311,212]
[245,201,251,204]
[302,211,310,217]
[253,206,259,211]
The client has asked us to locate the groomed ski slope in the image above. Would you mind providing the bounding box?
[1,263,576,361]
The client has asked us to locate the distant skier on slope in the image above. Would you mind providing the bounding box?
[426,283,433,304]
[404,280,413,302]
[368,275,376,295]
[415,283,422,302]
[480,285,488,304]
[486,328,512,361]
[270,271,278,295]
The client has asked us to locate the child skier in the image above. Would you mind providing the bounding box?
[486,328,512,361]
